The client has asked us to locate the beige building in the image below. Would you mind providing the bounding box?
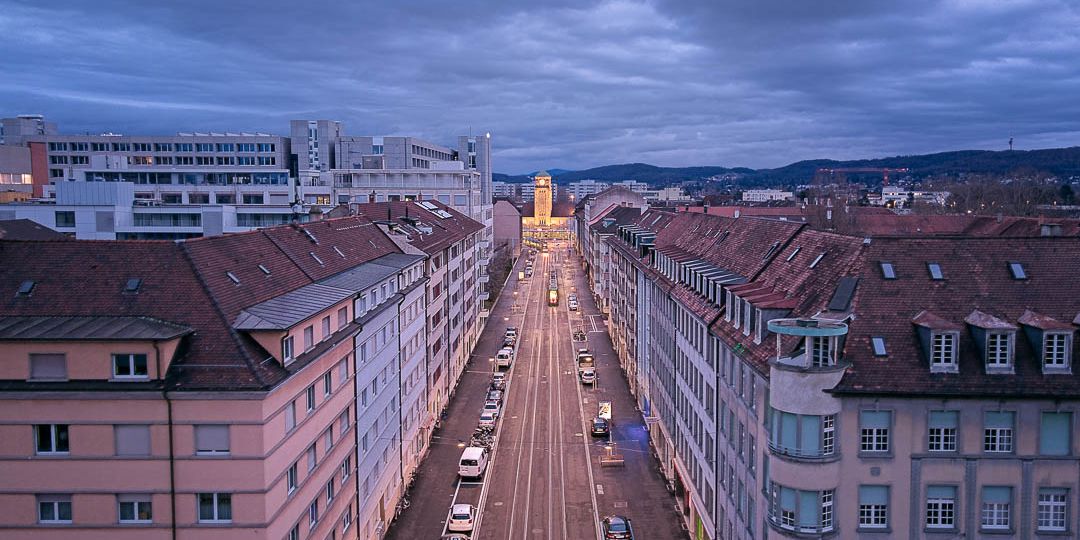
[596,209,1080,539]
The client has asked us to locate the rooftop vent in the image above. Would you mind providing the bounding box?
[124,278,142,293]
[258,264,271,275]
[763,241,781,260]
[226,272,240,284]
[16,280,35,296]
[809,251,827,269]
[302,229,319,245]
[786,247,801,262]
[333,246,346,259]
[310,252,324,266]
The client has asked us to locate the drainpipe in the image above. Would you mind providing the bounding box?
[154,340,178,540]
[395,276,407,493]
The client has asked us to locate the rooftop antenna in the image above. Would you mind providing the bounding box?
[1009,137,1014,151]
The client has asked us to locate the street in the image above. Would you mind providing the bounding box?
[388,241,685,540]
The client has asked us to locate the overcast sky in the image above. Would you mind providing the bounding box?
[2,0,1078,173]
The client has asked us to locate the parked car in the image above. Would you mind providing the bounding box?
[580,367,596,384]
[487,389,504,404]
[504,327,518,340]
[478,410,497,427]
[447,504,476,532]
[491,372,506,390]
[569,300,578,311]
[601,515,633,539]
[483,400,501,417]
[591,417,610,437]
[441,535,470,540]
[458,446,489,478]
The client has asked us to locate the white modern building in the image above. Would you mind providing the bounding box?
[742,189,794,202]
[566,179,611,200]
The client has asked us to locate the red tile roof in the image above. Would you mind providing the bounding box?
[346,201,484,255]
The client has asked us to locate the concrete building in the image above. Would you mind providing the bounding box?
[565,179,610,200]
[0,114,56,146]
[594,209,1080,539]
[742,189,794,202]
[0,204,487,539]
[492,181,517,199]
[0,145,33,194]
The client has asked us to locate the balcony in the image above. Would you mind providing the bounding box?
[767,318,848,373]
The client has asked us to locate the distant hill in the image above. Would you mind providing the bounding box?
[495,146,1080,187]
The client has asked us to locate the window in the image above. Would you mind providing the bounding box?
[287,524,300,540]
[1044,333,1071,369]
[809,336,833,367]
[337,307,348,330]
[112,353,149,379]
[986,333,1012,369]
[809,252,826,268]
[306,385,316,413]
[29,353,67,380]
[1037,488,1068,532]
[55,211,75,228]
[282,336,294,363]
[323,372,333,397]
[928,411,958,452]
[770,484,834,533]
[1040,412,1072,455]
[871,337,887,356]
[326,478,335,504]
[341,455,352,482]
[198,493,231,523]
[879,262,896,279]
[339,410,350,434]
[858,486,888,529]
[768,409,834,458]
[926,486,957,529]
[287,462,298,495]
[1009,262,1027,279]
[342,503,353,530]
[981,486,1011,530]
[927,262,944,280]
[308,499,319,529]
[304,326,314,351]
[321,316,331,340]
[930,333,958,371]
[338,359,348,385]
[984,411,1014,453]
[38,494,72,523]
[324,428,334,452]
[822,415,835,455]
[859,411,890,453]
[115,425,151,456]
[118,494,152,523]
[36,424,69,454]
[285,400,296,432]
[194,425,230,455]
[307,444,317,471]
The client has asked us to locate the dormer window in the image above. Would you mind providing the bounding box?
[1043,333,1071,371]
[733,296,742,329]
[986,332,1014,371]
[930,333,958,372]
[282,336,295,364]
[112,354,149,379]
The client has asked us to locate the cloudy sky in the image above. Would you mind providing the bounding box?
[2,0,1079,173]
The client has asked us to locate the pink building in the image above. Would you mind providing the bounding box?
[0,204,480,539]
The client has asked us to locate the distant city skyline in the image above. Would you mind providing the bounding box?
[2,0,1079,173]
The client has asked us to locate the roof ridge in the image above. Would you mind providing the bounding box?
[178,242,272,389]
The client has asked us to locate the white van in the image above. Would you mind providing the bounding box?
[496,347,514,368]
[458,446,488,478]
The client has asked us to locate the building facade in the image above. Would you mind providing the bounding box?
[594,210,1080,539]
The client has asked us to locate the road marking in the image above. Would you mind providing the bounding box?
[596,484,605,495]
[613,501,628,508]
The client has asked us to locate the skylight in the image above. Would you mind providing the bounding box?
[927,263,943,280]
[763,241,781,261]
[809,252,826,269]
[1009,262,1027,280]
[333,246,346,259]
[880,262,896,280]
[786,247,801,262]
[871,337,887,356]
[310,252,324,265]
[16,280,35,296]
[258,264,271,275]
[226,272,240,284]
[302,229,318,245]
[124,278,142,293]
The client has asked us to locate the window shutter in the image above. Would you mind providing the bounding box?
[861,411,890,429]
[929,411,958,428]
[798,491,819,527]
[780,487,797,510]
[985,411,1014,429]
[195,425,230,453]
[927,486,955,499]
[781,412,798,449]
[859,486,888,505]
[1040,412,1071,455]
[115,425,151,456]
[29,354,67,379]
[800,415,821,453]
[983,486,1011,504]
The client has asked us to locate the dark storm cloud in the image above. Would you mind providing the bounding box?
[2,0,1078,172]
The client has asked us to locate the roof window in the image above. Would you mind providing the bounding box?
[16,280,35,296]
[880,262,896,280]
[809,252,826,269]
[927,263,943,280]
[258,264,271,275]
[785,247,801,262]
[763,241,781,260]
[226,272,240,284]
[871,337,887,356]
[1008,262,1026,280]
[302,229,319,245]
[310,252,324,265]
[333,246,346,259]
[124,278,142,293]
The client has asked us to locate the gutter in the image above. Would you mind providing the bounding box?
[154,340,178,540]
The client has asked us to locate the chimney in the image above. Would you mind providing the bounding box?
[368,190,376,203]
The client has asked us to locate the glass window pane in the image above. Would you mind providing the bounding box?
[798,490,819,527]
[217,494,231,520]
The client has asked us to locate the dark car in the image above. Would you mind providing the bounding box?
[602,515,634,539]
[591,417,609,437]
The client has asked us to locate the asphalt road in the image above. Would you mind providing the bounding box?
[387,241,686,540]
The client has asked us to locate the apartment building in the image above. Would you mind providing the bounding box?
[741,189,794,203]
[572,185,646,278]
[0,206,485,539]
[565,179,611,200]
[596,210,1080,539]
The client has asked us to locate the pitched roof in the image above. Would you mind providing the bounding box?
[348,201,484,255]
[0,219,70,241]
[0,316,192,341]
